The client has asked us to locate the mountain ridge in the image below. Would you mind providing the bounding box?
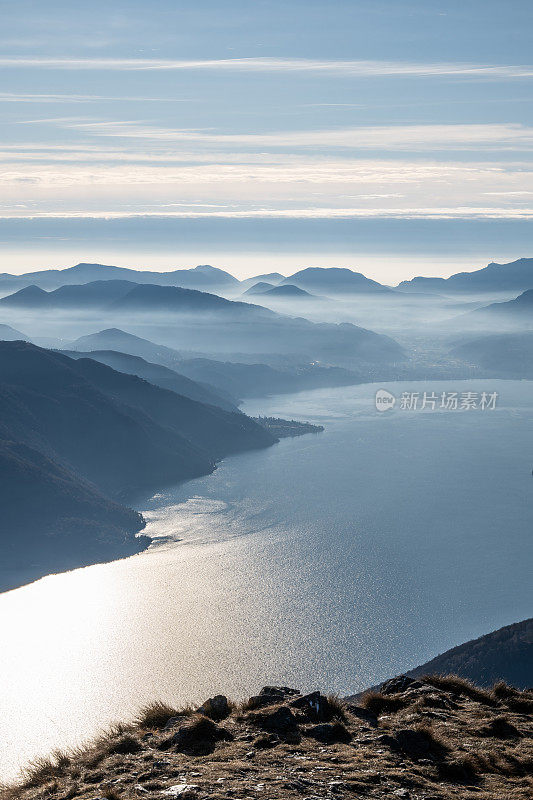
[0,341,276,590]
[398,257,533,295]
[0,262,240,294]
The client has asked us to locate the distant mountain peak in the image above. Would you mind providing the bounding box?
[243,281,275,295]
[192,264,226,273]
[283,267,394,294]
[263,284,314,297]
[70,262,116,270]
[16,284,46,296]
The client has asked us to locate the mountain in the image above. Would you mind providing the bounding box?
[0,322,28,340]
[10,672,533,800]
[0,285,50,306]
[407,618,533,690]
[70,328,188,366]
[61,349,240,411]
[41,283,404,365]
[63,355,275,464]
[262,284,315,298]
[245,283,315,298]
[282,267,395,294]
[0,262,240,294]
[464,288,533,322]
[0,280,136,309]
[69,329,363,399]
[109,282,264,315]
[242,282,276,295]
[398,257,533,295]
[0,279,270,316]
[451,332,533,378]
[240,272,285,289]
[0,438,147,591]
[0,341,275,588]
[175,358,362,399]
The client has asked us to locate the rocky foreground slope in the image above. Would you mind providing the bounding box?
[4,676,532,800]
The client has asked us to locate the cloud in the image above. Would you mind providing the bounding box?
[29,119,533,152]
[0,56,532,79]
[0,207,531,220]
[0,154,527,186]
[483,190,533,196]
[0,92,193,103]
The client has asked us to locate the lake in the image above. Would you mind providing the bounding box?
[1,379,532,780]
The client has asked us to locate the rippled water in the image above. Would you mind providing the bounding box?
[1,380,532,780]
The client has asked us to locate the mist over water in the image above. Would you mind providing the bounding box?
[0,379,531,781]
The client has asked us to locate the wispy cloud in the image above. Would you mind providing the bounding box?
[1,153,527,184]
[28,119,533,152]
[0,92,193,103]
[0,56,532,79]
[0,207,531,220]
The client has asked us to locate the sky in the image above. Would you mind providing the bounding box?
[0,0,532,282]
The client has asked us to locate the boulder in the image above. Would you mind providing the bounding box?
[380,675,423,695]
[162,714,234,755]
[306,722,352,744]
[249,705,300,739]
[290,691,332,722]
[247,686,300,709]
[197,694,230,720]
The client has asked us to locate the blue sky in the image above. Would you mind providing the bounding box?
[1,0,532,280]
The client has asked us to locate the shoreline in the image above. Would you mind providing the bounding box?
[1,412,323,595]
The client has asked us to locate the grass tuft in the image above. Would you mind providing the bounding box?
[360,690,408,716]
[135,701,189,729]
[325,694,347,720]
[422,674,497,706]
[438,754,482,784]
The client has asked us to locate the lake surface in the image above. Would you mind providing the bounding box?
[1,380,532,780]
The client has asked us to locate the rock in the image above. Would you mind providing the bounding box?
[250,705,299,734]
[380,675,422,695]
[247,686,300,709]
[260,685,300,697]
[306,722,352,744]
[163,716,183,731]
[283,778,313,792]
[160,785,198,798]
[416,693,449,709]
[328,780,348,793]
[163,715,234,755]
[290,691,332,722]
[249,705,301,742]
[197,694,230,720]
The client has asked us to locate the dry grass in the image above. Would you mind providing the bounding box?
[135,700,193,729]
[490,681,533,713]
[2,678,533,800]
[360,690,408,716]
[325,693,347,720]
[422,674,498,705]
